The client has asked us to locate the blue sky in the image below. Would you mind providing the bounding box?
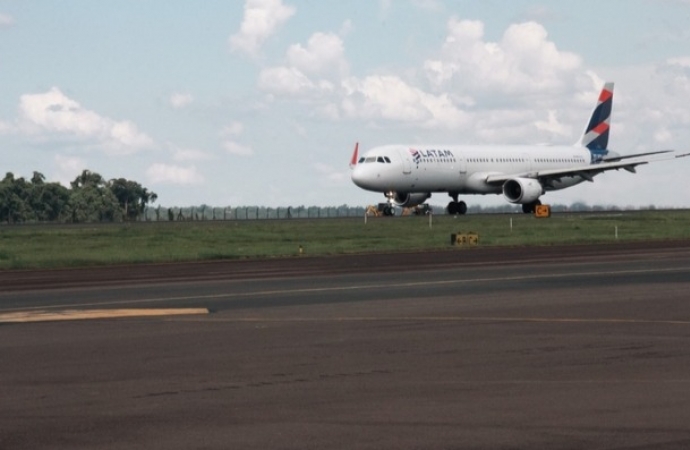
[1,0,690,208]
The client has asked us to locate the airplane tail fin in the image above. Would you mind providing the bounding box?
[579,82,614,150]
[349,142,359,169]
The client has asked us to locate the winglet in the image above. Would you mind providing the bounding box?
[349,142,359,169]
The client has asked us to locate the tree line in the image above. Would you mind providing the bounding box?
[0,170,157,224]
[1,169,669,225]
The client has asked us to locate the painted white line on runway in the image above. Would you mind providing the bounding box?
[2,266,689,313]
[174,316,690,326]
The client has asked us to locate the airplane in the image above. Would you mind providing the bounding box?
[350,82,687,215]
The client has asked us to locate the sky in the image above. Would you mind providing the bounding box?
[1,0,690,209]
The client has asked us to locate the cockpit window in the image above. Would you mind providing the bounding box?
[358,157,365,163]
[363,155,392,163]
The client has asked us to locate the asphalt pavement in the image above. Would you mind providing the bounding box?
[2,242,690,449]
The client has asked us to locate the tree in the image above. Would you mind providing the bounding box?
[21,171,70,222]
[0,170,158,223]
[108,178,158,221]
[70,170,105,189]
[32,181,70,222]
[68,170,122,222]
[31,171,46,185]
[0,172,31,223]
[67,185,123,223]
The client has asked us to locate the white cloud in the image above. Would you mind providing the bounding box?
[172,147,212,162]
[220,121,254,156]
[0,13,14,28]
[223,141,254,156]
[424,18,582,96]
[653,127,673,144]
[339,19,353,37]
[411,0,443,11]
[667,56,690,68]
[258,66,316,95]
[341,75,469,128]
[254,27,473,129]
[169,92,194,109]
[534,110,570,137]
[18,87,154,154]
[612,60,690,151]
[146,163,204,185]
[379,0,393,17]
[247,16,589,143]
[258,31,345,97]
[660,57,690,96]
[229,0,296,57]
[523,5,561,22]
[255,25,480,129]
[314,162,347,183]
[53,154,87,186]
[221,121,244,137]
[286,32,348,77]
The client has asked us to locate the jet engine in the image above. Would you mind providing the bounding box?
[502,178,542,204]
[392,192,431,207]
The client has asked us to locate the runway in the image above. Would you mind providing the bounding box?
[2,242,690,449]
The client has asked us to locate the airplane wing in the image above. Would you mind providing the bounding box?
[485,150,688,186]
[602,149,672,162]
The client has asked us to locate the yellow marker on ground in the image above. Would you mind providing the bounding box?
[534,204,551,218]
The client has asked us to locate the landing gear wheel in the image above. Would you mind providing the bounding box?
[447,201,468,215]
[458,201,467,215]
[521,199,542,214]
[383,205,395,216]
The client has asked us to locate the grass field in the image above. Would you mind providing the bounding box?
[1,210,690,270]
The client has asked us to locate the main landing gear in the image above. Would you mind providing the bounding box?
[447,193,467,215]
[521,200,542,214]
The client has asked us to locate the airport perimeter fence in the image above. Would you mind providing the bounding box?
[144,204,562,221]
[141,206,368,221]
[139,203,649,222]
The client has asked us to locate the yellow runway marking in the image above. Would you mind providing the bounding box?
[0,308,209,323]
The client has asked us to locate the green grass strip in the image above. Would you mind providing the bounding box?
[1,210,689,270]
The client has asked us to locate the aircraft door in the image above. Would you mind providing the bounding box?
[457,154,466,176]
[397,149,412,174]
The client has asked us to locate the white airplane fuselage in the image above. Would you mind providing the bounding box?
[352,144,591,196]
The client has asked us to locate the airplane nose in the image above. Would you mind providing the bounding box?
[351,166,365,188]
[351,164,377,190]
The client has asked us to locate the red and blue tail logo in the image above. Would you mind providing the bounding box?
[580,82,613,162]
